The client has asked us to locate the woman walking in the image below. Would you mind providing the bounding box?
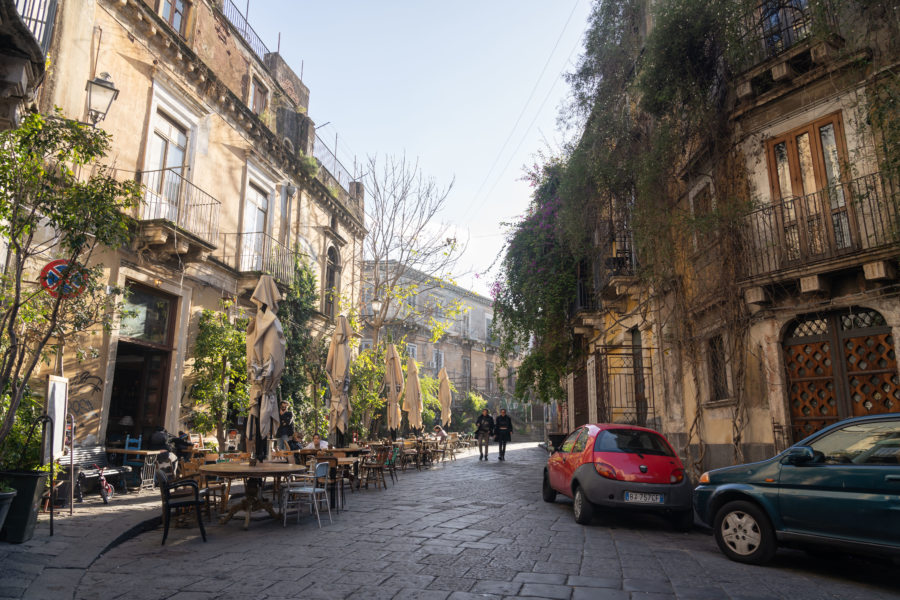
[475,408,494,461]
[494,408,513,461]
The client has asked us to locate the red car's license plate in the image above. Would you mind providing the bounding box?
[624,491,664,504]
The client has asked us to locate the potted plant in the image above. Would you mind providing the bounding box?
[0,394,50,544]
[0,481,16,534]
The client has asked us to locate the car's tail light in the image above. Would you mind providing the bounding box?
[670,468,684,484]
[594,462,617,479]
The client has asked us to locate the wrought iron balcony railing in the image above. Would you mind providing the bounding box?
[569,278,597,317]
[222,0,270,61]
[213,231,296,285]
[136,168,220,245]
[14,0,57,55]
[734,0,833,73]
[741,172,898,279]
[313,133,353,194]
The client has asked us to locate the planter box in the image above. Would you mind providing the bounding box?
[0,490,16,533]
[0,471,48,543]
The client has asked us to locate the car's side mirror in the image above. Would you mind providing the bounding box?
[782,445,816,465]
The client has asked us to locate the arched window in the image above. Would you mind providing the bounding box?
[324,246,341,318]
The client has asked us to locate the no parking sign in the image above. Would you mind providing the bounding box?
[40,259,86,299]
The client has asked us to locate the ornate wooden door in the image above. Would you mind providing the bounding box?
[783,308,899,442]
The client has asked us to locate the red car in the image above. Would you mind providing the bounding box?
[543,423,693,529]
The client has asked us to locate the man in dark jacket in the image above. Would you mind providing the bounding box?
[494,408,513,461]
[276,401,294,450]
[475,408,494,461]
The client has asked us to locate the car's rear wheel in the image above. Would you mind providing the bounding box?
[542,471,557,503]
[713,500,776,564]
[572,485,594,525]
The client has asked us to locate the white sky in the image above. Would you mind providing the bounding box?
[252,1,592,296]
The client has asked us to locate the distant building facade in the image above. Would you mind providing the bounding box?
[361,261,525,417]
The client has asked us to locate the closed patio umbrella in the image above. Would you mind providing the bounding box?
[403,356,423,433]
[245,275,286,461]
[384,344,403,437]
[438,367,452,427]
[326,315,353,447]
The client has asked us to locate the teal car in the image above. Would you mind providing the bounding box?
[694,414,900,565]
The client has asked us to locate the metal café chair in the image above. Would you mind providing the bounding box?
[280,462,332,528]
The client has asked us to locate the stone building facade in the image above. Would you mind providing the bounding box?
[563,0,899,471]
[360,261,522,413]
[32,0,365,445]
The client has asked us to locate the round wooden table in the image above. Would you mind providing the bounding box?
[199,462,306,530]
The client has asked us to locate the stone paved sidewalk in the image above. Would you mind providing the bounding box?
[0,486,163,599]
[52,443,900,600]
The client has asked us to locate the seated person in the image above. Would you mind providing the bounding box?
[433,425,448,441]
[305,433,329,450]
[287,432,304,451]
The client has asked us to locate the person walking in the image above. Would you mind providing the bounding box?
[494,408,513,460]
[475,408,494,461]
[276,401,294,450]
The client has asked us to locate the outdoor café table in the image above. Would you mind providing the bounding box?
[106,448,163,489]
[329,447,371,457]
[199,462,306,530]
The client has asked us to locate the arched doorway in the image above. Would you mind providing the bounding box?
[783,307,899,441]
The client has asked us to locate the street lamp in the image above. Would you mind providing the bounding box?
[370,296,383,315]
[85,73,120,125]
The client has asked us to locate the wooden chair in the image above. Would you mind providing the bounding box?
[401,440,419,471]
[123,435,144,485]
[447,434,459,460]
[360,446,390,490]
[385,445,401,483]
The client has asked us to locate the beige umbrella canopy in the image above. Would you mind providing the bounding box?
[384,344,403,432]
[403,356,423,432]
[438,367,452,427]
[245,275,286,456]
[326,315,353,438]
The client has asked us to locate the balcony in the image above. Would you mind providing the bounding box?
[212,232,296,288]
[0,0,56,129]
[134,168,221,261]
[222,0,270,62]
[736,1,815,71]
[741,172,899,281]
[597,252,637,302]
[14,0,56,54]
[569,278,597,319]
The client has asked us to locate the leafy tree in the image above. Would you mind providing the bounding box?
[362,154,465,346]
[492,161,579,404]
[279,255,328,438]
[448,391,487,433]
[187,301,248,450]
[0,112,141,449]
[349,344,387,439]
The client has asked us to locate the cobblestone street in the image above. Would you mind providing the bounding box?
[29,444,891,600]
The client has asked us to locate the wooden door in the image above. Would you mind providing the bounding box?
[783,308,899,442]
